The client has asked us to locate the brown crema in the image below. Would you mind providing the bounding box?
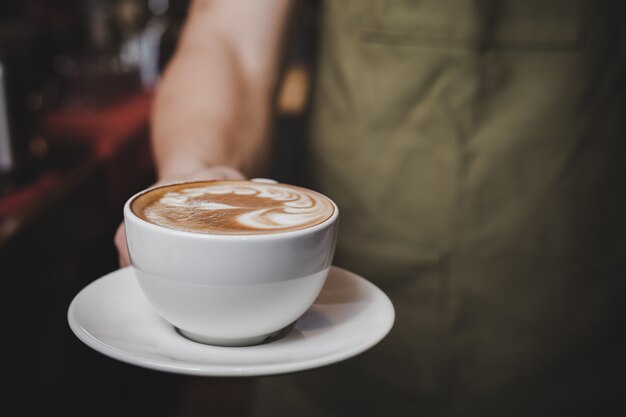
[131,180,335,235]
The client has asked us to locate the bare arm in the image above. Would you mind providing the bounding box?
[152,0,294,181]
[115,0,293,266]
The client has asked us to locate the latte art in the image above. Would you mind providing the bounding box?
[131,181,335,234]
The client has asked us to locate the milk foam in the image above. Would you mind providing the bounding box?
[138,181,334,234]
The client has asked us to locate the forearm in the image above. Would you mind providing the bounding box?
[151,0,293,181]
[152,42,270,181]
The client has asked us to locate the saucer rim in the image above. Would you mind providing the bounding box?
[67,266,395,377]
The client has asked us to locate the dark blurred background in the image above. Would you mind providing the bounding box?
[0,1,318,415]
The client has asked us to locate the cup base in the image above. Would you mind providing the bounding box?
[177,323,294,347]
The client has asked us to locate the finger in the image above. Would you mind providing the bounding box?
[156,166,247,185]
[114,223,131,267]
[209,165,247,180]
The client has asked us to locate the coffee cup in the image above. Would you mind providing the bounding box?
[123,178,339,346]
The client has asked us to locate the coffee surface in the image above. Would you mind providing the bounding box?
[131,181,335,234]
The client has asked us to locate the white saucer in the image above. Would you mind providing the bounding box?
[68,266,395,377]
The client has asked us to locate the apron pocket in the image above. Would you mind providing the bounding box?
[361,0,584,51]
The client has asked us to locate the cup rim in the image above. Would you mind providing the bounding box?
[123,179,339,240]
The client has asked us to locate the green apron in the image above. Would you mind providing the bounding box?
[253,1,626,415]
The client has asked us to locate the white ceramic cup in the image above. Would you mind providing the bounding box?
[123,179,339,346]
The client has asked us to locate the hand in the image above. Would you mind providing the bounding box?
[114,166,246,268]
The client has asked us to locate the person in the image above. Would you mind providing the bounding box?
[115,1,626,416]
